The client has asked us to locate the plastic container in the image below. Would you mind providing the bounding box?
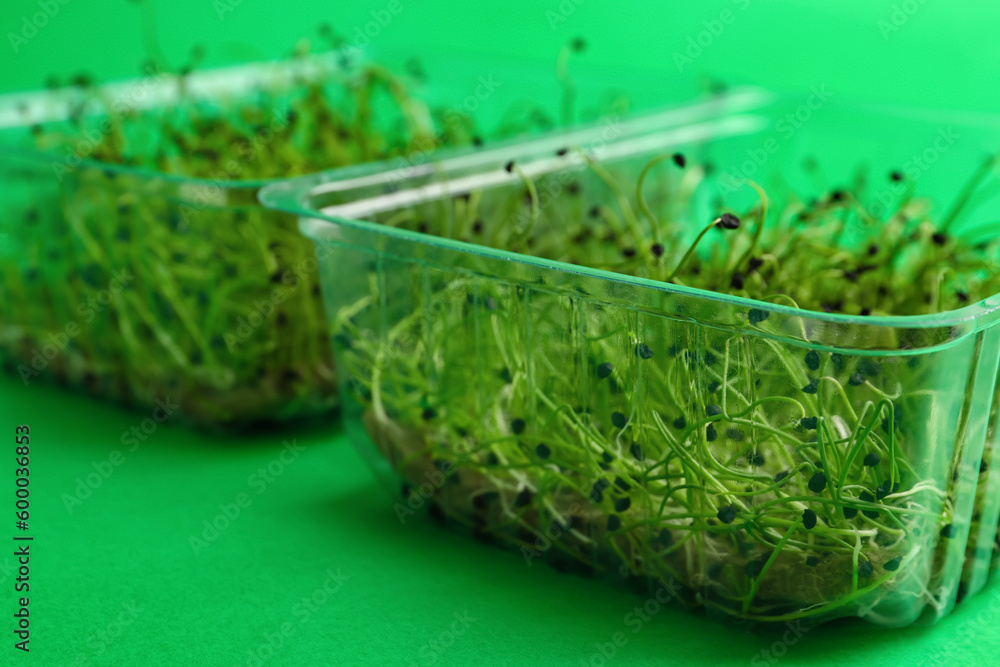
[0,48,693,428]
[263,93,1000,627]
[0,56,364,427]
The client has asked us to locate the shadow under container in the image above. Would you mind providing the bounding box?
[0,51,699,428]
[262,97,1000,626]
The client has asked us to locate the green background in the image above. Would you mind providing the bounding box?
[2,0,1000,111]
[3,0,1000,665]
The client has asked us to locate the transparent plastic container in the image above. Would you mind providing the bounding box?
[0,49,696,428]
[262,94,1000,626]
[0,57,361,427]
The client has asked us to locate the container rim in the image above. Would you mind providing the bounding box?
[260,101,1000,337]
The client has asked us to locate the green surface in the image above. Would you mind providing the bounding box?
[4,0,1000,664]
[2,373,1000,665]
